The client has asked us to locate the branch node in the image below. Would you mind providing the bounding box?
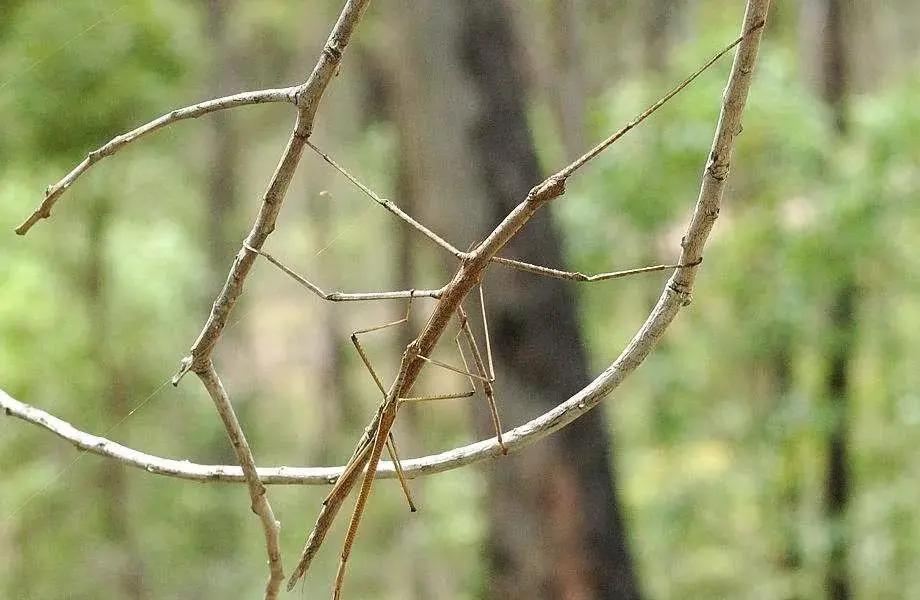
[171,356,193,386]
[526,175,566,205]
[323,41,344,62]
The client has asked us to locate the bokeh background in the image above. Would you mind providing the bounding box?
[2,1,919,598]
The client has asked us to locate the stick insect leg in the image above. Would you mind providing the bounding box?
[490,255,703,283]
[244,243,442,302]
[458,303,507,454]
[393,330,477,405]
[333,402,398,600]
[479,285,495,381]
[385,433,417,512]
[348,293,417,510]
[306,142,465,260]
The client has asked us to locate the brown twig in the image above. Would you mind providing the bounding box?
[196,362,284,599]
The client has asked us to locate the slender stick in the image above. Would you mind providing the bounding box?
[196,362,284,599]
[15,87,298,235]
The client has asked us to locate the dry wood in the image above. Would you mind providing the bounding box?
[197,363,284,598]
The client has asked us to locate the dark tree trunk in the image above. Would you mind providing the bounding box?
[807,1,852,598]
[772,340,803,600]
[389,2,642,598]
[824,283,854,600]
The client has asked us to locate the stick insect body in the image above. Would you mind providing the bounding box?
[272,54,724,591]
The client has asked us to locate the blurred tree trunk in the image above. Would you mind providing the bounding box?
[86,196,147,600]
[773,339,803,599]
[548,0,587,159]
[205,0,241,279]
[807,1,853,598]
[390,2,641,598]
[641,0,679,73]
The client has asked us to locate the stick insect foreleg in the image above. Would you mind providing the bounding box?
[244,244,443,302]
[306,141,466,260]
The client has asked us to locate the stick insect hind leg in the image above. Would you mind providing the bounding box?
[458,286,508,454]
[412,285,508,454]
[343,292,419,512]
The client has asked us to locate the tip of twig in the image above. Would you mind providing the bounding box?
[171,356,193,386]
[14,214,40,236]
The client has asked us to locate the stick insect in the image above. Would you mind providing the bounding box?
[266,30,753,596]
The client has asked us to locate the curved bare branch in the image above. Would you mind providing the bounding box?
[15,86,299,235]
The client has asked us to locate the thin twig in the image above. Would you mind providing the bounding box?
[15,87,298,235]
[196,362,284,599]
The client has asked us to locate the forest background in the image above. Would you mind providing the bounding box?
[1,1,919,598]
